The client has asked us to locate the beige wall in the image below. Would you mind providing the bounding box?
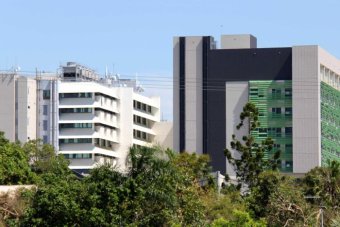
[0,75,37,143]
[292,46,321,173]
[17,77,37,142]
[153,121,173,149]
[184,36,203,154]
[0,74,16,141]
[221,34,257,49]
[173,37,180,152]
[225,82,249,179]
[173,36,204,154]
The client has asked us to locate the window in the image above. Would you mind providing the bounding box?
[285,88,292,97]
[43,120,48,131]
[64,153,92,159]
[59,93,92,99]
[59,138,92,144]
[63,73,76,78]
[83,153,91,159]
[43,105,48,115]
[273,144,281,149]
[272,107,281,114]
[285,107,292,116]
[59,123,92,129]
[43,90,50,99]
[285,127,293,135]
[259,128,267,133]
[285,144,292,149]
[272,88,281,94]
[43,135,48,144]
[59,108,92,113]
[285,161,292,168]
[276,128,282,137]
[134,101,153,115]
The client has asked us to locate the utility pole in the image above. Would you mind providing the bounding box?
[304,195,324,227]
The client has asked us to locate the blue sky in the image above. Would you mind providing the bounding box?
[1,0,340,120]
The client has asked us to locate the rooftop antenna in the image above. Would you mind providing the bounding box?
[13,65,21,73]
[105,66,108,78]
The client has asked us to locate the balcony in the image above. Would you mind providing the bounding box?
[59,143,94,152]
[94,111,118,128]
[59,112,94,122]
[94,155,117,166]
[59,97,94,106]
[68,158,95,169]
[59,143,119,158]
[94,126,118,142]
[94,96,118,113]
[67,156,117,169]
[59,128,94,137]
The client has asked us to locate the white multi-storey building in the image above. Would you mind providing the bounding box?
[0,62,162,174]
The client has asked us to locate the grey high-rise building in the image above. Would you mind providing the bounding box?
[173,34,340,176]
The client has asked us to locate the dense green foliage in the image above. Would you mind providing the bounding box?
[0,130,339,226]
[0,132,37,185]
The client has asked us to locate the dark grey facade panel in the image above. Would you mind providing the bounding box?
[202,36,210,154]
[179,37,186,152]
[208,48,292,81]
[205,47,292,173]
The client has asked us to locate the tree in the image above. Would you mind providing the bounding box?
[202,187,246,223]
[224,102,280,189]
[266,175,317,226]
[20,174,84,227]
[302,160,340,225]
[246,170,283,218]
[0,132,37,185]
[20,146,209,226]
[211,210,266,227]
[303,160,340,208]
[23,140,70,176]
[171,151,213,188]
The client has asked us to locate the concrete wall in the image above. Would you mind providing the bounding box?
[225,82,249,178]
[221,34,257,49]
[153,121,173,149]
[292,46,321,173]
[117,88,134,170]
[173,36,205,154]
[173,37,180,152]
[184,36,203,154]
[0,185,36,197]
[0,74,16,141]
[17,77,37,142]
